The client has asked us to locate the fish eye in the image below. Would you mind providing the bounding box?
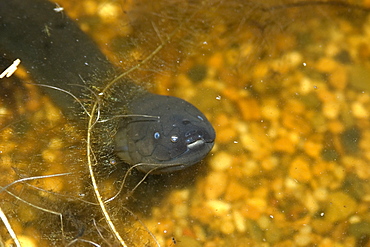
[154,132,161,139]
[170,135,179,143]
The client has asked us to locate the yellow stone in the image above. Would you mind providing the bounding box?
[329,66,348,90]
[304,141,322,158]
[224,181,249,201]
[208,52,224,70]
[253,62,269,78]
[289,156,312,182]
[204,171,228,200]
[316,57,338,73]
[209,151,233,171]
[206,200,231,216]
[41,149,62,163]
[323,101,340,119]
[281,112,311,135]
[98,2,119,22]
[327,120,344,134]
[5,235,37,247]
[217,127,237,144]
[311,219,333,234]
[261,104,280,120]
[261,157,278,171]
[220,218,235,235]
[238,98,261,121]
[274,137,296,154]
[275,33,297,52]
[352,101,369,118]
[37,176,65,194]
[233,210,246,233]
[242,197,267,220]
[285,99,306,115]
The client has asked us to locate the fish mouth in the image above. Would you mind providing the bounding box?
[137,140,214,174]
[180,138,214,165]
[136,127,216,174]
[187,138,206,150]
[185,129,214,150]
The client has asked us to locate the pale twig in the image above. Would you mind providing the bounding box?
[124,207,161,247]
[103,163,149,204]
[0,206,21,247]
[0,174,70,243]
[0,59,21,78]
[31,83,91,117]
[0,172,71,193]
[125,166,158,197]
[86,125,128,246]
[1,187,65,244]
[92,218,111,246]
[66,238,101,247]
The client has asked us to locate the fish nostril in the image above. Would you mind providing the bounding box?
[185,130,204,143]
[185,130,196,137]
[182,119,191,125]
[196,130,204,138]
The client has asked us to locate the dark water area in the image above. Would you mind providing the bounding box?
[1,0,370,246]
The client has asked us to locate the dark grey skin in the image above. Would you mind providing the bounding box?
[116,94,215,173]
[0,0,215,174]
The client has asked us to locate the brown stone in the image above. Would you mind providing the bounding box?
[238,98,261,121]
[224,181,250,202]
[274,137,296,154]
[329,66,348,90]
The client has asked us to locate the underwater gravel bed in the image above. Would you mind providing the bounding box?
[1,0,370,246]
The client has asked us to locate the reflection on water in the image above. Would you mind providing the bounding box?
[1,0,370,246]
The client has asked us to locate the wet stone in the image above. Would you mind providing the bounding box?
[175,236,202,247]
[334,50,352,64]
[238,98,262,121]
[4,1,370,246]
[304,140,322,158]
[204,171,228,200]
[209,151,233,171]
[187,64,208,83]
[352,101,369,118]
[5,235,37,247]
[323,101,340,119]
[316,57,339,73]
[342,174,365,201]
[321,148,339,161]
[328,66,348,90]
[327,120,344,134]
[348,222,370,238]
[341,126,361,154]
[274,137,296,154]
[224,181,249,202]
[300,93,321,109]
[289,156,312,183]
[349,65,370,92]
[325,191,357,222]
